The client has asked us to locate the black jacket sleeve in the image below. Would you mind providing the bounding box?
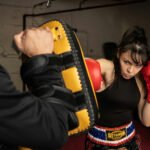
[0,63,68,149]
[20,54,78,131]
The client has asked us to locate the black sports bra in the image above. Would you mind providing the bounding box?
[96,74,140,127]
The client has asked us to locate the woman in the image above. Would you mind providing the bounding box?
[85,26,150,150]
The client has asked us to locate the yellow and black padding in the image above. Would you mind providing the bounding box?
[19,19,99,150]
[20,21,99,150]
[40,19,99,136]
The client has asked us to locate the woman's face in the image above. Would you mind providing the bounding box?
[119,50,143,79]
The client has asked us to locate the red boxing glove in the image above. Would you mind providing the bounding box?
[85,58,102,91]
[141,61,150,103]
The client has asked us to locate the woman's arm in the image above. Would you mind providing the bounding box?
[96,58,115,91]
[136,74,150,127]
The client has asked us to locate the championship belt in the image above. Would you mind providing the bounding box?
[19,19,98,150]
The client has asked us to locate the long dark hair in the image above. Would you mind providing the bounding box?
[114,26,149,77]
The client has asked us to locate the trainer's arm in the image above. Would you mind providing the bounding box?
[0,64,68,149]
[0,27,70,149]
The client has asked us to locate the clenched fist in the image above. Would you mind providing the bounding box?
[14,27,54,57]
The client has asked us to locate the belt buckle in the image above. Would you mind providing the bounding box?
[106,128,127,141]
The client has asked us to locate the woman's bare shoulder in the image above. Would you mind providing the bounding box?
[96,58,114,74]
[135,73,146,94]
